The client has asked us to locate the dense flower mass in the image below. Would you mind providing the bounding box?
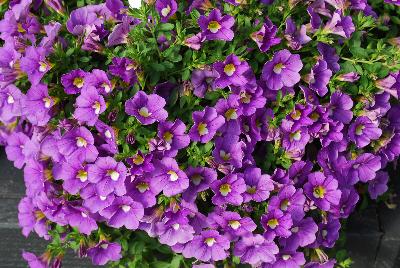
[0,0,400,267]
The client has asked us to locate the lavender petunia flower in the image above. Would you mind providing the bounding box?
[261,49,303,91]
[88,156,127,196]
[328,91,353,124]
[84,69,113,95]
[156,212,195,246]
[191,67,218,98]
[157,119,190,157]
[57,127,99,162]
[150,157,189,197]
[22,251,47,268]
[233,234,278,266]
[189,106,225,143]
[213,54,250,88]
[264,251,306,268]
[215,94,243,135]
[80,184,115,213]
[212,211,257,239]
[20,46,51,85]
[66,206,98,235]
[307,60,332,97]
[284,18,311,50]
[126,175,157,208]
[212,135,244,168]
[24,83,54,126]
[66,5,103,36]
[268,185,306,222]
[251,18,281,52]
[87,241,122,265]
[182,166,217,202]
[283,217,318,249]
[74,86,106,126]
[0,84,24,123]
[368,171,389,199]
[198,9,234,41]
[61,69,88,95]
[155,0,178,22]
[53,160,89,195]
[5,131,29,169]
[125,91,168,125]
[317,43,340,72]
[242,167,274,203]
[126,151,154,175]
[347,153,381,183]
[100,196,144,229]
[182,230,230,262]
[211,173,246,206]
[324,11,355,38]
[261,209,293,241]
[315,216,341,248]
[348,116,382,148]
[304,172,341,211]
[18,197,49,240]
[109,57,137,85]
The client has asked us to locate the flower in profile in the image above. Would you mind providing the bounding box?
[61,69,88,95]
[347,153,381,183]
[348,116,382,148]
[20,46,51,85]
[184,32,205,51]
[24,83,54,126]
[182,166,217,202]
[368,171,389,199]
[233,234,279,266]
[182,230,230,262]
[5,131,29,169]
[189,106,225,143]
[125,91,168,125]
[328,91,353,124]
[57,127,99,162]
[87,241,122,266]
[307,60,332,97]
[100,196,144,229]
[211,173,246,206]
[155,0,178,22]
[213,135,244,168]
[323,11,355,38]
[74,86,106,126]
[157,119,190,157]
[213,54,250,88]
[18,197,49,240]
[88,156,127,197]
[84,69,113,95]
[251,18,281,52]
[198,8,234,41]
[261,209,293,241]
[317,43,340,72]
[150,157,189,197]
[261,49,303,91]
[304,172,341,211]
[242,167,274,203]
[284,18,311,50]
[109,57,137,85]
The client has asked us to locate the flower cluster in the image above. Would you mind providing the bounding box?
[1,0,400,267]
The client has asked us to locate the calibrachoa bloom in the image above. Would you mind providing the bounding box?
[1,1,399,267]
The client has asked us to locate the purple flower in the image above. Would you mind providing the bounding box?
[235,87,266,116]
[88,156,127,196]
[324,11,355,38]
[66,5,103,36]
[284,18,311,50]
[328,91,353,124]
[100,196,144,229]
[5,131,29,169]
[80,185,115,213]
[182,166,217,202]
[215,94,243,134]
[348,116,382,148]
[347,153,381,183]
[191,67,218,98]
[126,151,154,175]
[22,251,47,268]
[182,230,230,262]
[61,69,88,95]
[156,213,195,246]
[87,241,122,265]
[307,60,332,97]
[125,91,168,125]
[233,234,278,266]
[84,69,113,95]
[212,211,256,239]
[264,251,306,268]
[261,49,303,91]
[189,106,225,143]
[304,172,341,211]
[66,206,98,235]
[213,135,244,168]
[317,43,340,72]
[157,119,190,156]
[331,187,359,218]
[57,127,99,162]
[74,86,106,126]
[213,54,250,88]
[315,216,341,248]
[251,18,281,52]
[155,0,178,22]
[211,173,246,206]
[368,171,389,199]
[53,160,89,195]
[20,46,51,85]
[109,57,137,85]
[0,84,24,123]
[283,217,318,249]
[242,167,274,203]
[108,16,138,46]
[261,209,293,240]
[18,197,49,240]
[24,83,54,126]
[150,157,189,197]
[198,9,234,41]
[268,185,306,222]
[126,175,157,208]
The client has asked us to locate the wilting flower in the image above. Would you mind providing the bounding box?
[87,241,122,265]
[189,106,225,143]
[284,18,311,50]
[261,49,303,91]
[198,8,234,41]
[125,91,168,125]
[304,172,341,211]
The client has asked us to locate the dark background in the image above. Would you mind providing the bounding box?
[0,149,399,267]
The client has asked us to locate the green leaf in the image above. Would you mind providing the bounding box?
[159,23,175,31]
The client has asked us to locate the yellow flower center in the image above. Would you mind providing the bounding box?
[198,122,209,136]
[273,62,285,74]
[139,107,151,117]
[224,64,236,76]
[246,186,257,194]
[92,101,101,115]
[76,137,87,147]
[219,183,231,196]
[291,110,301,120]
[191,174,203,186]
[102,82,111,93]
[208,21,221,33]
[163,131,174,143]
[43,97,52,108]
[107,170,120,181]
[355,124,365,136]
[267,218,279,229]
[290,130,301,141]
[313,185,326,198]
[225,108,238,120]
[310,112,320,121]
[132,154,144,165]
[76,170,88,182]
[219,150,231,161]
[73,77,84,88]
[39,61,48,72]
[161,5,171,17]
[280,199,290,211]
[167,170,179,181]
[136,182,150,193]
[240,92,251,104]
[204,237,216,247]
[229,220,241,230]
